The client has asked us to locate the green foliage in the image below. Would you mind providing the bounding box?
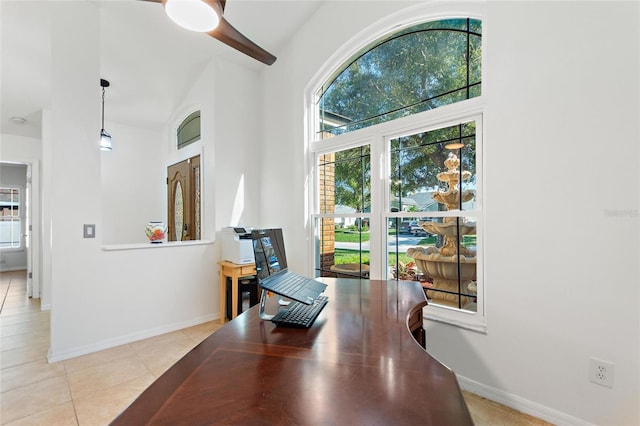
[462,235,477,246]
[390,123,476,207]
[333,146,370,211]
[320,19,481,134]
[319,19,481,209]
[334,249,370,265]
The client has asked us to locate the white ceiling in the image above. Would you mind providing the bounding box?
[1,0,324,138]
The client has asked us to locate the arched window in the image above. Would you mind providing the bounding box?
[177,110,201,149]
[317,19,481,138]
[309,16,485,330]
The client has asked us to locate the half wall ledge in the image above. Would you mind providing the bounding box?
[102,240,214,251]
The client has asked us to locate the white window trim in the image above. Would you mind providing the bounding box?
[309,102,486,332]
[383,110,485,333]
[304,3,487,332]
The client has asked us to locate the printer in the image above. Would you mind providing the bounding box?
[221,227,255,264]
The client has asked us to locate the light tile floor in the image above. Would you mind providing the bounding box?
[1,270,551,425]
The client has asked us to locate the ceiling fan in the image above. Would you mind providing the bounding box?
[142,0,276,65]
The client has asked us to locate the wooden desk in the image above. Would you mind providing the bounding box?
[112,279,472,425]
[218,261,256,321]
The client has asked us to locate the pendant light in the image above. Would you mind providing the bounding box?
[100,79,112,151]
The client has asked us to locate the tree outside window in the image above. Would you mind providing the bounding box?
[312,18,483,318]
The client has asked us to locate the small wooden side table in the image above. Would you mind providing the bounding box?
[218,261,256,321]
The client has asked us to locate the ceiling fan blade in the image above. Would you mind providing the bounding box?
[208,16,276,65]
[139,0,275,65]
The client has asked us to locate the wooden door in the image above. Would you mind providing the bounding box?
[167,155,200,241]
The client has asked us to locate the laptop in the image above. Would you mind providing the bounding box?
[251,228,327,305]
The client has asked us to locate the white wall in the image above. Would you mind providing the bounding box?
[0,134,41,159]
[45,3,225,361]
[211,59,263,231]
[47,1,104,359]
[260,1,639,425]
[42,1,267,361]
[101,122,166,244]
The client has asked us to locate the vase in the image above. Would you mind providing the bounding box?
[145,221,167,243]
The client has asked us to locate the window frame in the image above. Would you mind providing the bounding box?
[383,109,484,331]
[176,110,201,150]
[0,186,23,251]
[305,7,486,332]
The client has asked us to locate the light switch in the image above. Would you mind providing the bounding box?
[84,224,95,238]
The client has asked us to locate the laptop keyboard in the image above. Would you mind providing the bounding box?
[271,274,308,296]
[271,296,329,328]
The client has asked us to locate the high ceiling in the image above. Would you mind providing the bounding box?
[1,0,323,138]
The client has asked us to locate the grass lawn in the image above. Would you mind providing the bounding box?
[333,231,474,265]
[335,249,370,264]
[335,228,370,243]
[335,249,415,266]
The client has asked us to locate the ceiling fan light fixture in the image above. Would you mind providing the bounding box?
[164,0,220,33]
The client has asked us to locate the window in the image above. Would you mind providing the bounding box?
[309,16,484,330]
[388,121,479,312]
[315,146,371,279]
[317,19,481,138]
[177,111,201,149]
[0,187,21,249]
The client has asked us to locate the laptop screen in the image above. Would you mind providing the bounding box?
[251,229,288,281]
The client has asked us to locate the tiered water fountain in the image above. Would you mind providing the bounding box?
[406,152,476,308]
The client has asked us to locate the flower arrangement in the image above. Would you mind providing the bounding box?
[145,221,166,243]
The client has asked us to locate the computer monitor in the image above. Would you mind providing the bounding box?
[252,228,288,281]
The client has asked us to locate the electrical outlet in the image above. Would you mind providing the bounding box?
[590,358,614,388]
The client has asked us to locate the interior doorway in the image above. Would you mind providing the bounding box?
[167,155,201,242]
[0,162,35,298]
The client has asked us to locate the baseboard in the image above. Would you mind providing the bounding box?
[0,266,28,272]
[457,374,593,426]
[48,312,220,363]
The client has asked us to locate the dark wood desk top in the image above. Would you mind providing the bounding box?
[112,279,472,425]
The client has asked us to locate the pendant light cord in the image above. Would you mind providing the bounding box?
[101,86,106,130]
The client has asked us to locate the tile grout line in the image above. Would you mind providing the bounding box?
[0,275,12,315]
[64,362,81,426]
[0,272,61,424]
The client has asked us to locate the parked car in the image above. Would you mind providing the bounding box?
[409,220,429,236]
[399,221,412,234]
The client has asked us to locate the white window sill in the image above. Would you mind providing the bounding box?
[423,304,487,334]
